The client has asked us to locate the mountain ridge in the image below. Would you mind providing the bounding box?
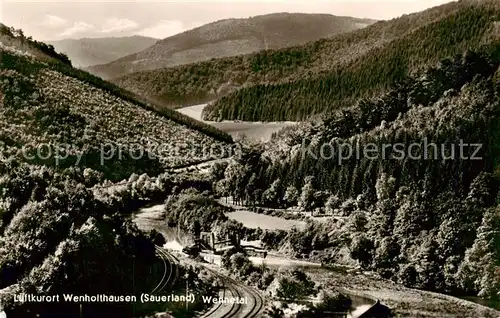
[108,0,466,111]
[204,0,500,121]
[87,12,376,79]
[104,0,500,120]
[48,35,158,67]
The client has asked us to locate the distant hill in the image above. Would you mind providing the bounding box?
[116,0,500,121]
[48,36,158,67]
[88,13,376,79]
[204,0,500,121]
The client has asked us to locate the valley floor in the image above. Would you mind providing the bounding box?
[133,203,500,317]
[176,104,296,142]
[306,267,500,317]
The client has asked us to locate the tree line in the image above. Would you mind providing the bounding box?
[209,49,500,299]
[110,0,499,123]
[205,3,500,121]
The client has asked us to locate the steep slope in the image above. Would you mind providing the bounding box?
[109,0,462,109]
[0,34,231,182]
[110,0,500,116]
[48,35,158,67]
[88,13,376,79]
[0,26,220,318]
[205,0,500,121]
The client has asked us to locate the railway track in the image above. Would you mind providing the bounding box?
[220,278,242,318]
[162,248,179,288]
[151,246,178,294]
[199,283,227,318]
[238,281,264,318]
[151,247,264,318]
[199,267,264,318]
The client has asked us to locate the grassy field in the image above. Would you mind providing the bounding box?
[226,210,306,230]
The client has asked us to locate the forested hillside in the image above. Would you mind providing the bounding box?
[205,0,500,121]
[210,48,500,299]
[0,26,224,317]
[89,13,375,80]
[110,0,468,110]
[48,36,158,67]
[0,24,71,66]
[0,49,231,179]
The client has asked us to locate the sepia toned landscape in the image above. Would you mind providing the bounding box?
[1,1,500,317]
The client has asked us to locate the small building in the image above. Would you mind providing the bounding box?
[199,231,240,254]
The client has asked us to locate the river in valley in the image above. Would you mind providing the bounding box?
[459,296,500,310]
[131,204,377,317]
[132,199,500,314]
[131,203,500,316]
[177,104,296,142]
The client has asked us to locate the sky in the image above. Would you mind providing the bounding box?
[0,0,454,41]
